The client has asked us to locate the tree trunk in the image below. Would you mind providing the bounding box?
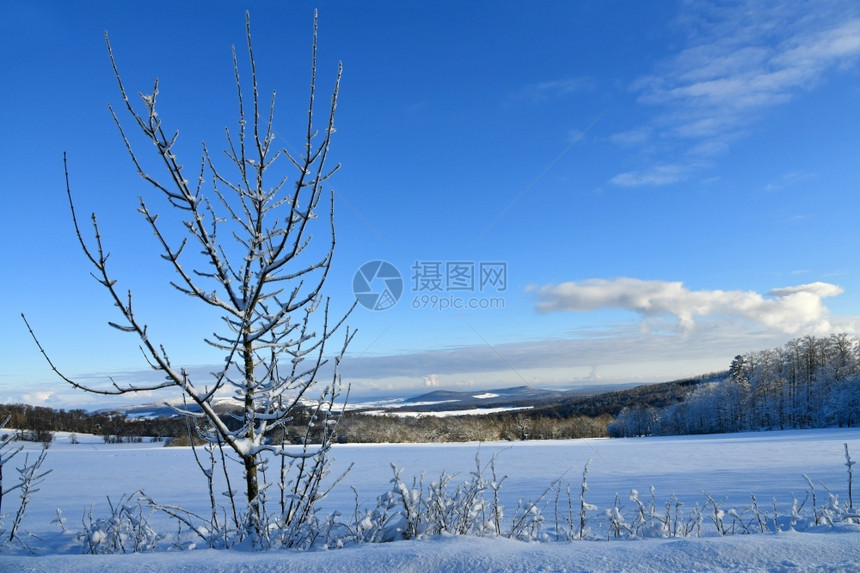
[244,452,259,513]
[243,338,260,519]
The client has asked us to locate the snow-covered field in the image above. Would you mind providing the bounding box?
[2,428,860,571]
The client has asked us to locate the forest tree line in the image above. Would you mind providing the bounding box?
[0,401,613,445]
[333,412,612,443]
[609,333,860,437]
[0,403,190,444]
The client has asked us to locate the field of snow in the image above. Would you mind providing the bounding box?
[2,427,859,571]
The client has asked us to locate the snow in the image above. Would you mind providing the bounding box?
[473,392,500,399]
[5,531,860,572]
[1,428,859,571]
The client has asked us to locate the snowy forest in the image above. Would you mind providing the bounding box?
[609,333,860,437]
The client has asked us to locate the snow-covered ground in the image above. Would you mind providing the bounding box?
[2,428,859,571]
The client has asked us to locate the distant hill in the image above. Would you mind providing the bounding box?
[99,377,721,419]
[521,373,726,420]
[347,378,718,416]
[98,397,244,419]
[399,385,570,410]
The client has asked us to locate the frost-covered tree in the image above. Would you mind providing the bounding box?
[23,12,354,540]
[623,334,860,438]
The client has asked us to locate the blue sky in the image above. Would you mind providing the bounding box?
[3,1,860,408]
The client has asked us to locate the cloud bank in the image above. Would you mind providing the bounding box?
[530,278,843,333]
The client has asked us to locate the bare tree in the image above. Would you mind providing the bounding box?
[23,11,354,541]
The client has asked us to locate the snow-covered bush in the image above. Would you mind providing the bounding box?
[0,417,52,549]
[77,491,160,554]
[351,445,860,546]
[380,452,507,541]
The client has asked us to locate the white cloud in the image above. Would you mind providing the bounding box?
[530,278,844,334]
[608,128,652,147]
[608,164,690,187]
[511,77,596,104]
[611,1,860,186]
[764,170,815,192]
[22,390,56,405]
[645,7,860,119]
